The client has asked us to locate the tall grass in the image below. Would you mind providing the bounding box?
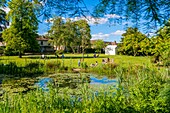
[0,65,169,113]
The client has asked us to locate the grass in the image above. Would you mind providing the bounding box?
[0,64,169,113]
[0,54,153,68]
[0,54,169,112]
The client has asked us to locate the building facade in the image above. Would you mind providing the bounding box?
[36,36,54,53]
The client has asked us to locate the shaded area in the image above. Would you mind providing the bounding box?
[24,54,108,59]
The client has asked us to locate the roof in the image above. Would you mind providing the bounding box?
[36,37,49,41]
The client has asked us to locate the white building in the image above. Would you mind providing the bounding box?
[36,36,54,52]
[105,45,117,55]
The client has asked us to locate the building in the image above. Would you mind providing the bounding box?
[0,42,6,47]
[105,41,118,55]
[90,40,118,55]
[36,36,54,53]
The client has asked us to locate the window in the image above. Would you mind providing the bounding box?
[41,41,43,45]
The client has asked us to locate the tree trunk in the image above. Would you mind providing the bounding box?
[19,51,22,58]
[82,48,84,61]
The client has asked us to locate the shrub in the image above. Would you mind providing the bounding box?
[81,62,88,70]
[25,61,44,69]
[46,61,61,69]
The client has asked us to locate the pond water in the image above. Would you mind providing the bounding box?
[36,75,118,91]
[90,76,117,84]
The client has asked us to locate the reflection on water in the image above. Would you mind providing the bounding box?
[90,76,117,84]
[36,76,117,90]
[35,78,53,91]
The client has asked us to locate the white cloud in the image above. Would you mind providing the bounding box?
[111,30,125,35]
[91,32,111,40]
[44,14,121,25]
[91,30,125,40]
[69,16,108,25]
[38,32,48,35]
[104,14,121,19]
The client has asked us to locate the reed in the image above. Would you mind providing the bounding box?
[0,65,169,112]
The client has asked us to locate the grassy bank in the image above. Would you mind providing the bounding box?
[0,54,152,67]
[0,54,155,77]
[0,65,169,113]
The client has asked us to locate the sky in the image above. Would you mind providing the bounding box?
[37,0,127,43]
[1,0,135,43]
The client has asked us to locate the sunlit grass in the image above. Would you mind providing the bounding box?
[0,65,169,113]
[0,54,153,68]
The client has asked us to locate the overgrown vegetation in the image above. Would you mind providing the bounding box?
[0,65,169,112]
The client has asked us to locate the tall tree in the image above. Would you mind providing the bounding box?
[119,27,148,56]
[76,20,91,60]
[47,17,65,51]
[69,21,82,53]
[150,19,170,63]
[48,18,91,56]
[2,0,39,58]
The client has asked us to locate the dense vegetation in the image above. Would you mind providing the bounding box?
[0,0,170,112]
[0,63,169,112]
[2,0,39,58]
[118,22,170,66]
[47,17,91,54]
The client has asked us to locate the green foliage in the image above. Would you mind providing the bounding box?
[48,18,91,54]
[55,49,64,55]
[2,0,39,58]
[150,20,170,64]
[0,61,44,77]
[46,60,61,69]
[81,62,88,70]
[0,46,4,54]
[0,65,169,112]
[118,27,149,56]
[93,39,106,53]
[93,0,170,28]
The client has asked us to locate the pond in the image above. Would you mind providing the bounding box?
[36,75,118,91]
[0,73,118,95]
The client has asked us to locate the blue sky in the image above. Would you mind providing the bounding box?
[1,0,133,42]
[37,0,127,42]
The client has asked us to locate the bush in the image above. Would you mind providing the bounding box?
[0,47,4,55]
[46,61,61,69]
[25,61,44,69]
[4,48,18,56]
[81,62,88,70]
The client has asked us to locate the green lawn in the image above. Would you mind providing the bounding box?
[0,54,153,68]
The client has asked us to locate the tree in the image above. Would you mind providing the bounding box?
[93,39,106,54]
[2,0,39,58]
[93,0,170,29]
[119,27,148,56]
[150,19,170,63]
[2,0,170,28]
[48,18,91,56]
[76,20,91,60]
[47,17,65,52]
